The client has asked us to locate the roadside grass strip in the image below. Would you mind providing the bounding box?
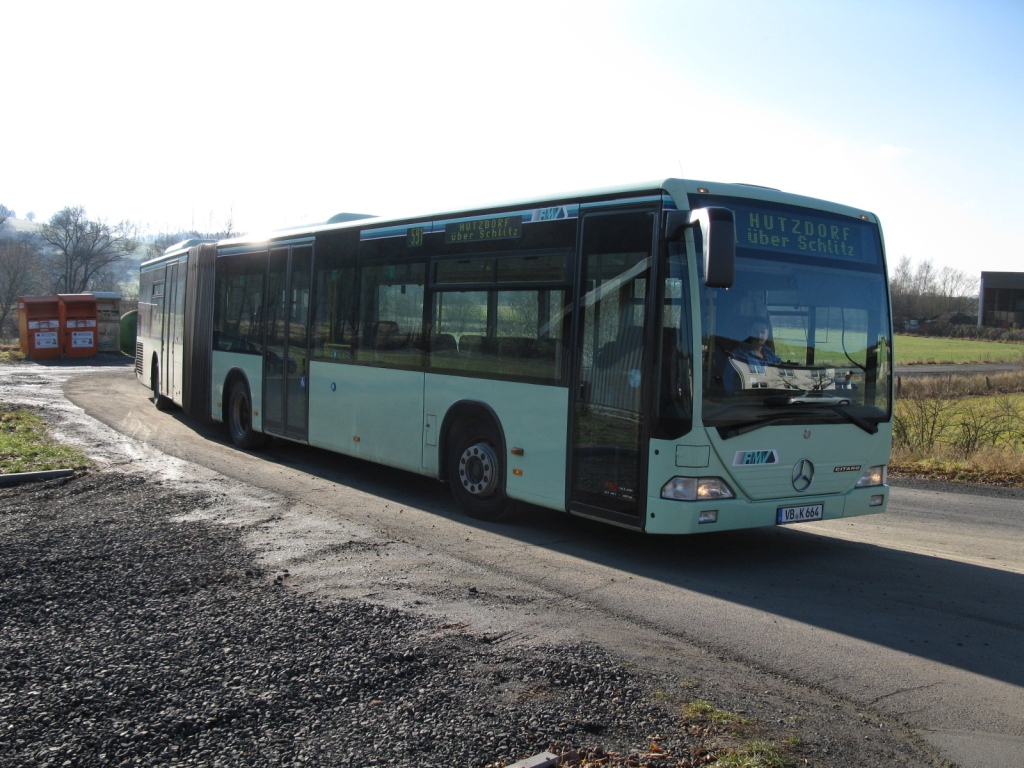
[0,344,26,363]
[891,391,1024,486]
[889,448,1024,487]
[0,404,92,474]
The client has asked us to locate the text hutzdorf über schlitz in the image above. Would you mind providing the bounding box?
[744,212,858,258]
[445,216,522,243]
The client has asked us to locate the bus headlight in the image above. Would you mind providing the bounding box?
[661,477,735,501]
[855,465,887,488]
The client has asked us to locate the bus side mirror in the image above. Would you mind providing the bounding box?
[690,207,735,288]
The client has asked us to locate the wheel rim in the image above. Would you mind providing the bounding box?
[457,442,498,497]
[231,391,249,437]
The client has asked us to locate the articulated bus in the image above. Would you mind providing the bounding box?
[137,179,892,533]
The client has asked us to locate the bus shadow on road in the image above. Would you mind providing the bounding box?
[72,370,1024,693]
[510,504,1024,691]
[217,426,1024,693]
[173,412,1024,691]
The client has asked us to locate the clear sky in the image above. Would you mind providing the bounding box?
[3,0,1022,275]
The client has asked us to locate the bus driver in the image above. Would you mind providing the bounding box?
[725,317,782,393]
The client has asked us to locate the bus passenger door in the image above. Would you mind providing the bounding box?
[568,210,655,527]
[263,244,312,441]
[162,261,178,400]
[170,260,187,401]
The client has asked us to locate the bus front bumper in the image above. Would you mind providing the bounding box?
[643,486,889,535]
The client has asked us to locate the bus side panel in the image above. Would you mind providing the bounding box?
[211,351,264,430]
[308,362,426,475]
[424,375,569,512]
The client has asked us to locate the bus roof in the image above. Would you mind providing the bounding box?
[176,178,881,251]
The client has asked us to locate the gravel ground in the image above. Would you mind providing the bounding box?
[0,361,945,768]
[0,468,944,768]
[1,471,770,768]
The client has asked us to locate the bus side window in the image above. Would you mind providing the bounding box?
[312,232,359,363]
[214,253,265,354]
[356,260,425,368]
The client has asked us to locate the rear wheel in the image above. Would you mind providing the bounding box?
[446,420,515,522]
[227,379,267,450]
[152,359,173,411]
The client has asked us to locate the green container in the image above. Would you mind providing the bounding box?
[120,310,137,355]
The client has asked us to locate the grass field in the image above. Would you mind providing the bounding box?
[895,334,1024,366]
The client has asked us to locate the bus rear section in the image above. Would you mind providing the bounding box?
[136,240,217,419]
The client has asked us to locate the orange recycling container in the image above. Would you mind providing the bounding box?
[58,294,99,359]
[17,296,63,360]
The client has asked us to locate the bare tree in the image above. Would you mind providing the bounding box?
[889,256,913,323]
[890,256,977,325]
[0,234,44,337]
[0,204,13,231]
[935,265,978,315]
[39,207,138,294]
[145,211,237,260]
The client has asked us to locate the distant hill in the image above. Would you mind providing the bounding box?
[3,216,150,260]
[4,217,43,234]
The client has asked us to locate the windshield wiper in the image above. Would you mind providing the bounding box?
[825,405,878,434]
[764,395,852,406]
[718,412,799,439]
[763,396,878,434]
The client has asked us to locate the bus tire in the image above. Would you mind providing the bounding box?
[152,360,173,411]
[446,420,515,522]
[227,379,267,450]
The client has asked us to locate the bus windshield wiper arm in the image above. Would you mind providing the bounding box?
[762,396,878,434]
[764,395,851,406]
[826,405,878,434]
[718,412,797,439]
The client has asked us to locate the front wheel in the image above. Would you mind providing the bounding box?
[227,379,268,450]
[446,420,515,522]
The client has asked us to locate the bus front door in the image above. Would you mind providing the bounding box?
[569,210,655,527]
[263,244,312,441]
[160,260,183,402]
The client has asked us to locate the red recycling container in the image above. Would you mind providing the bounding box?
[58,294,99,359]
[17,296,62,360]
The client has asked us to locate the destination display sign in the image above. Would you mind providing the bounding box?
[445,215,522,244]
[708,198,881,265]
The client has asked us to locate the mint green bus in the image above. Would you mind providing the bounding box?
[137,179,892,533]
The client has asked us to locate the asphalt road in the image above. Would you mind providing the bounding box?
[59,365,1024,768]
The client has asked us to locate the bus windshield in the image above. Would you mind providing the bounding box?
[696,196,892,438]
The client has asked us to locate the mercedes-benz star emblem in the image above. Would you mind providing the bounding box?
[792,459,815,492]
